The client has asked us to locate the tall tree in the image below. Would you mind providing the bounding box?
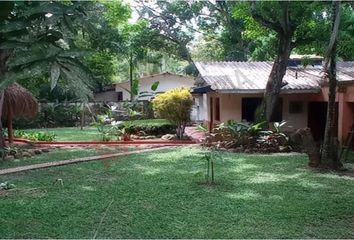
[249,1,328,124]
[321,1,342,169]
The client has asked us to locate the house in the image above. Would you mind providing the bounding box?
[115,72,195,101]
[94,86,120,102]
[192,56,354,143]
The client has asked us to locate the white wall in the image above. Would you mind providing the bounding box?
[115,73,195,101]
[191,94,208,122]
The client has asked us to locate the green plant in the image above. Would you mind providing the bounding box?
[14,130,56,141]
[196,123,208,133]
[91,114,112,141]
[204,154,214,185]
[0,182,16,190]
[122,119,176,136]
[152,87,194,139]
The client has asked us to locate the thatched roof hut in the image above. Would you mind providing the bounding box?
[2,83,38,143]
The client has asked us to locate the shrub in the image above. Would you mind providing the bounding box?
[204,120,290,153]
[152,87,193,139]
[13,104,81,128]
[122,119,176,136]
[14,130,56,141]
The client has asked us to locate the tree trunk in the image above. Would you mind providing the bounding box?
[7,107,13,144]
[80,103,85,130]
[0,49,11,148]
[320,1,341,169]
[262,33,292,124]
[129,53,134,102]
[294,128,321,167]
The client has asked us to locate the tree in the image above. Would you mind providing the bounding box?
[0,1,121,147]
[152,87,194,139]
[321,1,342,169]
[136,0,250,72]
[246,1,331,124]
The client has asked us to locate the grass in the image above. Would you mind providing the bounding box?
[0,146,134,170]
[17,119,171,141]
[125,118,171,127]
[1,147,354,238]
[17,127,101,141]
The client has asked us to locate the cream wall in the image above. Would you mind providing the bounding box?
[115,82,131,101]
[205,92,319,131]
[281,95,309,131]
[115,74,195,101]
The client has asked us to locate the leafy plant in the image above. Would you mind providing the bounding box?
[152,87,194,139]
[0,182,16,190]
[204,154,214,185]
[202,149,221,185]
[196,123,208,133]
[14,130,56,141]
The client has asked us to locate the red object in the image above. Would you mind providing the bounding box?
[10,138,197,146]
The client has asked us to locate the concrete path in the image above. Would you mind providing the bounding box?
[0,145,176,175]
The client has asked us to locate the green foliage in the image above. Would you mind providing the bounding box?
[91,114,113,141]
[13,104,81,129]
[0,1,104,100]
[122,119,176,136]
[201,149,221,185]
[152,87,193,139]
[0,182,16,190]
[196,123,208,133]
[210,120,289,151]
[14,130,56,141]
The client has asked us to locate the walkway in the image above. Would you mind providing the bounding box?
[185,126,206,142]
[0,145,176,175]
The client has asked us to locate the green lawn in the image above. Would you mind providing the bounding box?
[18,127,101,141]
[1,147,354,238]
[18,119,171,141]
[0,146,133,170]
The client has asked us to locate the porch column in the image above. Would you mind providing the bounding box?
[338,92,353,145]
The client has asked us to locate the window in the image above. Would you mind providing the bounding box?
[289,101,303,114]
[117,92,123,101]
[215,97,220,121]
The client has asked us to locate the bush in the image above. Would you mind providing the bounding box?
[204,120,290,153]
[122,119,176,136]
[14,130,56,141]
[152,87,193,139]
[13,104,81,129]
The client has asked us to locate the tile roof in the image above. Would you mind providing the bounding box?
[195,61,354,93]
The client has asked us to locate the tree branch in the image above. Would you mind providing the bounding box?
[250,1,282,33]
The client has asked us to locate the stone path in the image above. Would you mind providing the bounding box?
[185,126,206,142]
[0,145,176,175]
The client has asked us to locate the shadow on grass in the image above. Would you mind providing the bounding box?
[1,147,354,238]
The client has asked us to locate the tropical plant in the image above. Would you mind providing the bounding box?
[0,1,123,147]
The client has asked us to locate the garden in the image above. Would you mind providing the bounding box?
[0,1,354,239]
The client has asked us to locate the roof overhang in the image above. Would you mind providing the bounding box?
[215,88,321,94]
[191,86,213,94]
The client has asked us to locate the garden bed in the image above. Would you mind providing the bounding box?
[12,138,197,145]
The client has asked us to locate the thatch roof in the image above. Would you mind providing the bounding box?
[2,83,38,118]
